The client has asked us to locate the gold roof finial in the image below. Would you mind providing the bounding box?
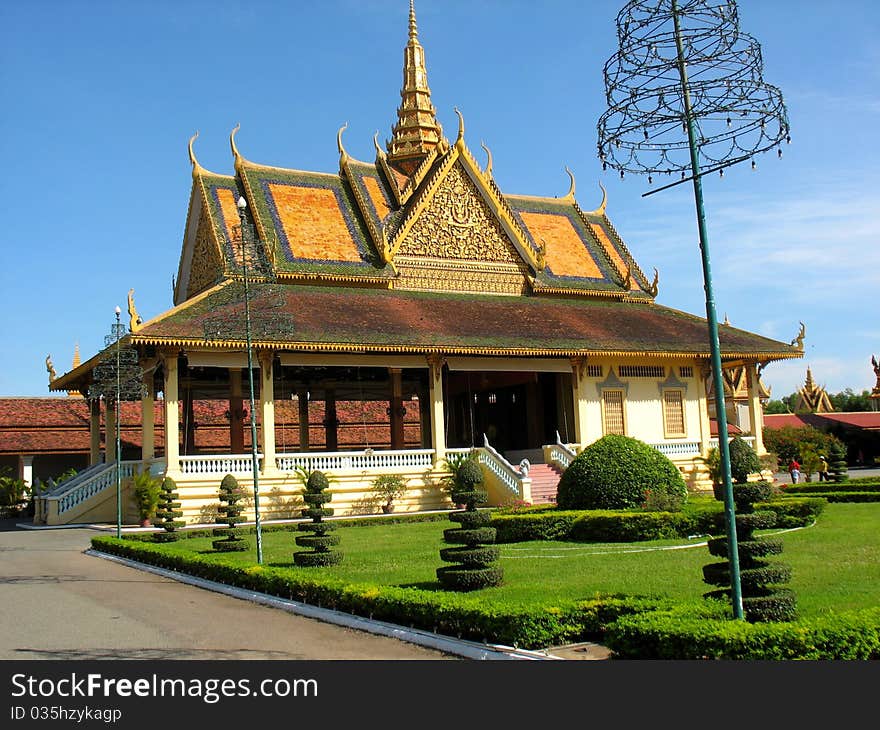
[128,288,143,333]
[46,355,56,384]
[480,140,493,177]
[230,123,243,168]
[188,131,203,177]
[387,0,443,175]
[585,182,608,215]
[72,342,81,369]
[790,321,806,351]
[337,122,349,161]
[454,107,465,144]
[647,267,659,298]
[563,166,576,200]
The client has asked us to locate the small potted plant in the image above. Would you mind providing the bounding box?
[132,468,161,527]
[372,474,407,514]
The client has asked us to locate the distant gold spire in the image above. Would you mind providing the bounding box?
[795,366,833,413]
[72,342,81,369]
[386,0,443,176]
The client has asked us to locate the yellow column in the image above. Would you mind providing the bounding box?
[142,373,155,461]
[746,362,766,455]
[259,353,277,473]
[428,356,446,466]
[104,400,117,464]
[163,355,180,474]
[698,365,713,457]
[89,399,101,466]
[570,358,589,447]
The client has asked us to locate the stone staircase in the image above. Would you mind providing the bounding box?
[527,463,563,504]
[505,449,563,505]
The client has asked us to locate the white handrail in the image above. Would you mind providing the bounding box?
[179,454,263,475]
[47,460,141,514]
[276,449,435,473]
[549,431,578,469]
[477,434,526,499]
[708,436,756,450]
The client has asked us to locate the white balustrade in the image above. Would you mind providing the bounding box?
[180,454,263,475]
[650,441,702,458]
[549,432,578,469]
[708,437,756,451]
[50,460,142,515]
[477,435,526,499]
[276,449,435,473]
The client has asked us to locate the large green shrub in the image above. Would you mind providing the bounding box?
[762,424,842,466]
[555,435,687,510]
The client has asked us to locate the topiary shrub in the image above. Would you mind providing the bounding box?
[294,470,342,567]
[728,436,761,484]
[212,474,249,552]
[152,477,185,543]
[829,440,849,483]
[437,458,503,591]
[703,480,797,622]
[555,435,687,511]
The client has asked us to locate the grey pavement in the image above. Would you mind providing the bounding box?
[772,465,880,484]
[0,521,452,661]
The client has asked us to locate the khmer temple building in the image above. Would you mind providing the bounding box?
[42,3,803,526]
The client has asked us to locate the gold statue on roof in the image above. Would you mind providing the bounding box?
[790,321,806,351]
[46,355,56,384]
[128,288,143,333]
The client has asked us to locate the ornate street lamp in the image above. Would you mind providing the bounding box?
[203,197,276,564]
[89,307,145,538]
[597,0,790,619]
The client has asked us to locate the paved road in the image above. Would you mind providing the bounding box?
[0,521,451,660]
[773,465,880,484]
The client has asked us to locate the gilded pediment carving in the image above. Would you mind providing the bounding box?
[396,162,524,266]
[187,210,224,299]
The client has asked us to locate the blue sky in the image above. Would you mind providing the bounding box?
[1,0,877,400]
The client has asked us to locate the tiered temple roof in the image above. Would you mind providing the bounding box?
[50,1,801,395]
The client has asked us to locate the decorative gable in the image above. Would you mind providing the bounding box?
[187,210,225,299]
[393,161,530,295]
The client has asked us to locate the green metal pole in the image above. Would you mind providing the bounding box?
[672,0,743,619]
[115,308,122,540]
[239,205,263,565]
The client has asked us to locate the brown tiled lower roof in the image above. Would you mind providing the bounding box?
[133,282,800,360]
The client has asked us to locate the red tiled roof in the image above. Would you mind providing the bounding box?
[710,419,743,436]
[764,412,880,431]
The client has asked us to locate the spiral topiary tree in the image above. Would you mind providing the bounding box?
[828,440,849,483]
[152,476,185,543]
[437,458,502,591]
[703,481,797,622]
[212,474,249,552]
[294,470,342,567]
[556,434,687,510]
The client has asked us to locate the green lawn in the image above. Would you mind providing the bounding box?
[147,502,880,617]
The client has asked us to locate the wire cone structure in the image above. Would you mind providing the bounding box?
[598,0,790,181]
[596,0,790,620]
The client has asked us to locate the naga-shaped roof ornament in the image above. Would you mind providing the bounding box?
[562,166,576,201]
[454,107,465,145]
[188,131,204,177]
[584,182,608,216]
[230,123,244,170]
[481,140,493,177]
[128,288,143,333]
[646,267,659,297]
[790,321,806,351]
[337,122,349,163]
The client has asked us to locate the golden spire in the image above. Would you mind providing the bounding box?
[386,0,443,176]
[72,342,81,369]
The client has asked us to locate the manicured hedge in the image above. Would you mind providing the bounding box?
[784,483,880,494]
[490,498,823,543]
[788,492,880,504]
[88,535,661,649]
[90,535,880,658]
[604,601,880,659]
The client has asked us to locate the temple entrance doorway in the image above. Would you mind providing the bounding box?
[445,371,563,456]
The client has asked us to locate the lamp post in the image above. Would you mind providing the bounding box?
[597,0,790,619]
[236,195,264,565]
[114,305,122,539]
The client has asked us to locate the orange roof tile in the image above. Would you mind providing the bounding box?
[268,183,364,263]
[519,211,603,278]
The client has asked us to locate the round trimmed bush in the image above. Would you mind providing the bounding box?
[555,435,687,510]
[729,436,762,484]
